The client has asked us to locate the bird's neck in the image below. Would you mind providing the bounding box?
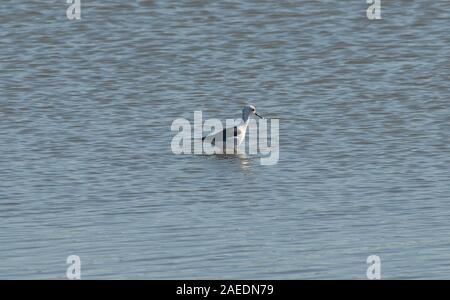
[242,111,250,124]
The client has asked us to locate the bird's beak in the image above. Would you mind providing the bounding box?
[255,112,264,119]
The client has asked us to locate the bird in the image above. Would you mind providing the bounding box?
[202,105,263,153]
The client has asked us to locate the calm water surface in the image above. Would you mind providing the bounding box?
[1,0,450,279]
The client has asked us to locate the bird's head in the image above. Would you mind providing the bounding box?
[243,105,263,120]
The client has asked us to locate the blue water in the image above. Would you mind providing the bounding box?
[1,0,449,279]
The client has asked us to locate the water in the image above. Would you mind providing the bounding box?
[1,0,450,279]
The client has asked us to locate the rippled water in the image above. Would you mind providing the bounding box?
[1,0,450,279]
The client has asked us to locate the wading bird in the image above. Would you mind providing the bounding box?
[202,105,264,153]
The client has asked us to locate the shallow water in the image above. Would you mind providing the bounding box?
[1,0,450,279]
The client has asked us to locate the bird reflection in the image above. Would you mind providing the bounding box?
[202,152,251,170]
